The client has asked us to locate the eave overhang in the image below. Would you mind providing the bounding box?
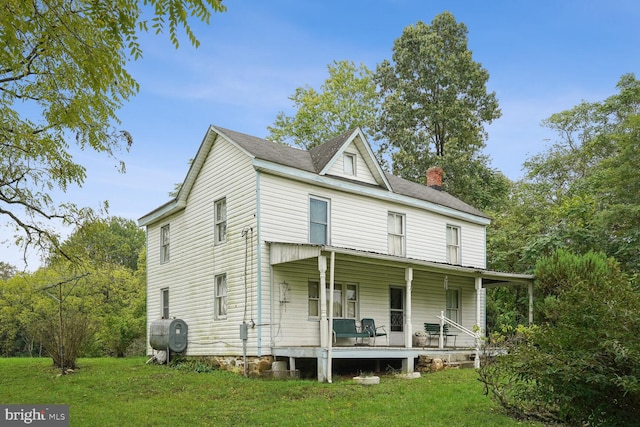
[268,242,534,287]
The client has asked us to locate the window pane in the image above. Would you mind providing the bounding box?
[310,199,327,223]
[346,285,356,301]
[216,275,227,317]
[162,289,169,319]
[310,223,327,245]
[395,215,403,233]
[347,302,356,318]
[309,301,319,317]
[332,286,343,318]
[309,282,319,298]
[344,154,354,175]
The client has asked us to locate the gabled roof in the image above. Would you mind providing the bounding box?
[309,128,391,190]
[138,125,489,226]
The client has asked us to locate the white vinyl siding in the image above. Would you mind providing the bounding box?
[260,175,486,268]
[145,135,261,357]
[387,212,405,256]
[325,141,378,184]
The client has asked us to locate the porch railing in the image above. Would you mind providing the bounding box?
[437,311,482,368]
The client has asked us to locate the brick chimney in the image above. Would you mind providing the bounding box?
[426,167,443,191]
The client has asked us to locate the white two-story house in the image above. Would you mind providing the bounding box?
[138,125,533,381]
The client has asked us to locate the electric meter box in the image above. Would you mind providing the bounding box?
[149,318,188,353]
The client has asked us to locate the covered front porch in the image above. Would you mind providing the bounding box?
[268,242,534,382]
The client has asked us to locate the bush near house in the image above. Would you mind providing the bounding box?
[479,250,640,426]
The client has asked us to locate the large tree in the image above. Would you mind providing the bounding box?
[267,60,378,149]
[375,12,504,209]
[1,0,225,264]
[488,74,640,276]
[485,74,640,334]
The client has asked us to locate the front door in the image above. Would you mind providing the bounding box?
[389,286,405,346]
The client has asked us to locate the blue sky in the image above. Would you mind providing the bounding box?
[2,0,639,269]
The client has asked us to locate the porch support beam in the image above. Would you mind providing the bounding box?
[327,251,335,383]
[475,277,482,332]
[404,267,414,373]
[475,277,482,369]
[317,255,328,382]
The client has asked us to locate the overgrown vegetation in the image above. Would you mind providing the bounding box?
[487,73,640,334]
[0,217,146,368]
[479,250,640,426]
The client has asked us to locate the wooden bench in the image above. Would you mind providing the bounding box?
[424,322,457,347]
[333,319,370,345]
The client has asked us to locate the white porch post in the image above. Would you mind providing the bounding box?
[404,267,413,348]
[327,251,335,383]
[403,267,414,374]
[475,277,482,331]
[318,255,327,382]
[528,281,534,325]
[475,277,483,369]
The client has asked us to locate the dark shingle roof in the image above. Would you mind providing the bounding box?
[384,173,487,218]
[309,130,355,171]
[213,126,489,219]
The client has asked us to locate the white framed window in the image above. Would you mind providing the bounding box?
[388,212,406,256]
[214,274,227,319]
[308,281,320,317]
[343,153,356,176]
[308,281,358,319]
[446,225,461,265]
[160,224,170,263]
[309,196,329,245]
[161,288,169,319]
[446,288,461,324]
[214,198,227,245]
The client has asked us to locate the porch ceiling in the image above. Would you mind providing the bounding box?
[267,242,534,286]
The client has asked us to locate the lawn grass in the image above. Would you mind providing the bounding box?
[0,357,543,426]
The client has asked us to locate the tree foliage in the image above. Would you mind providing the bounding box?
[49,216,145,270]
[0,0,225,263]
[487,73,640,277]
[0,217,145,362]
[480,250,640,426]
[267,60,378,149]
[374,12,504,208]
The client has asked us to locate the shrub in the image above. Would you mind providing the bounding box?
[479,250,640,426]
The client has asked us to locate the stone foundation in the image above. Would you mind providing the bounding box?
[416,355,445,373]
[186,355,274,376]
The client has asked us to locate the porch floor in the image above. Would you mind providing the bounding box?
[272,345,476,364]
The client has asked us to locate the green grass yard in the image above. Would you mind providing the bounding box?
[0,357,543,426]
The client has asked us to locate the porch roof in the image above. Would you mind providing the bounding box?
[268,242,534,288]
